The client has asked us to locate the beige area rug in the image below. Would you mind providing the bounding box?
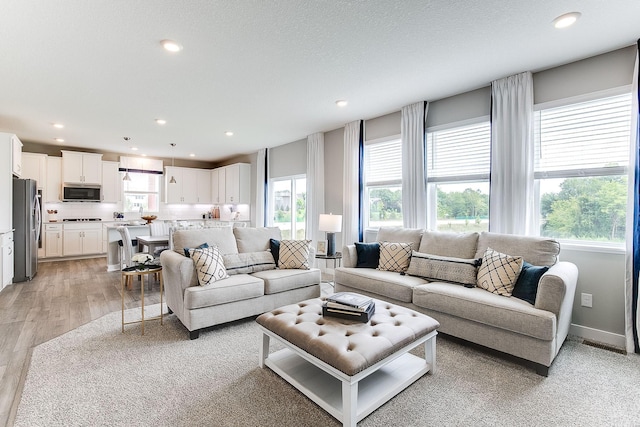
[14,305,640,427]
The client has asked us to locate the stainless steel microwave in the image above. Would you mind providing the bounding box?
[62,184,102,202]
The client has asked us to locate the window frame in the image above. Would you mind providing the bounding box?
[362,134,403,229]
[122,172,161,214]
[268,174,307,239]
[532,86,632,246]
[426,116,491,232]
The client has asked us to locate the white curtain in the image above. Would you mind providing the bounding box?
[343,120,361,246]
[401,101,428,229]
[306,132,325,244]
[489,71,535,235]
[625,47,640,354]
[254,148,267,227]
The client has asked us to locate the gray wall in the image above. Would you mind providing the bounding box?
[269,138,307,178]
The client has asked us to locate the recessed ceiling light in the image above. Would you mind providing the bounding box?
[155,119,166,125]
[53,123,64,129]
[161,39,183,52]
[131,147,138,151]
[553,12,581,29]
[225,131,234,136]
[335,100,348,107]
[189,153,195,157]
[54,138,64,142]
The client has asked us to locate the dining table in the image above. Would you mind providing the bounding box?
[137,235,170,255]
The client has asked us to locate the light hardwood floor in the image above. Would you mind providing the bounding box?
[0,258,162,427]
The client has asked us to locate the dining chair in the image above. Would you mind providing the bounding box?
[117,226,157,289]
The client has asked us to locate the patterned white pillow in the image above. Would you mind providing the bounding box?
[190,245,229,286]
[476,247,523,296]
[378,242,413,273]
[278,240,311,270]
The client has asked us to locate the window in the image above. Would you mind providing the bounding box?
[270,175,306,239]
[534,92,632,243]
[123,172,160,213]
[426,120,491,232]
[364,136,402,228]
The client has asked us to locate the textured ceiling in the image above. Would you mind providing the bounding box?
[1,0,638,161]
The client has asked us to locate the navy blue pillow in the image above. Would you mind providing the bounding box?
[184,242,209,258]
[355,242,380,268]
[270,238,280,265]
[512,261,549,305]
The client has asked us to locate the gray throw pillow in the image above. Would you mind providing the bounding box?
[406,251,481,286]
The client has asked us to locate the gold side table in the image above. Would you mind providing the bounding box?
[121,265,163,335]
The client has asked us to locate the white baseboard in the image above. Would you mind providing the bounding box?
[569,323,626,349]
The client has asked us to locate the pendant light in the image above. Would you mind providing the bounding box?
[169,143,177,184]
[123,137,132,181]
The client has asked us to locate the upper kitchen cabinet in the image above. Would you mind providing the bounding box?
[164,166,206,204]
[101,161,121,203]
[196,169,211,204]
[0,132,20,230]
[12,134,22,177]
[224,163,251,204]
[45,156,62,202]
[21,153,47,188]
[62,151,102,184]
[211,168,226,204]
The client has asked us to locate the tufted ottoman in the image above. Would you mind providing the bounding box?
[256,297,440,427]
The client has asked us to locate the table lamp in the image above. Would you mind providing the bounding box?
[319,213,342,256]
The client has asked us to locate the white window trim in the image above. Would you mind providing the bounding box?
[268,174,306,232]
[532,87,631,250]
[123,172,161,214]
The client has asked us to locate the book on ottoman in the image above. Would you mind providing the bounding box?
[326,292,372,310]
[322,300,375,323]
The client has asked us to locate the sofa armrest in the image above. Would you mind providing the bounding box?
[160,250,198,314]
[535,261,578,344]
[342,245,357,268]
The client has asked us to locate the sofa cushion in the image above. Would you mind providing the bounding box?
[355,242,380,268]
[406,251,480,286]
[335,267,427,303]
[234,227,282,253]
[223,251,276,275]
[512,262,549,305]
[378,242,412,273]
[475,232,559,267]
[252,268,321,294]
[412,282,556,340]
[172,227,238,256]
[418,231,479,259]
[183,274,265,310]
[376,227,423,250]
[279,240,311,269]
[476,248,523,296]
[189,246,229,286]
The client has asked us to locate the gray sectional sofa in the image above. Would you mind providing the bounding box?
[334,227,578,375]
[161,226,321,339]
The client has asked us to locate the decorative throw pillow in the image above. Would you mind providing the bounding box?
[406,251,480,286]
[476,248,523,296]
[223,251,276,275]
[512,261,549,304]
[184,242,209,258]
[378,242,413,273]
[278,240,311,270]
[189,245,229,286]
[355,242,380,268]
[269,238,280,265]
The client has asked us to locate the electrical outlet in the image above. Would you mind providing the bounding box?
[581,293,593,308]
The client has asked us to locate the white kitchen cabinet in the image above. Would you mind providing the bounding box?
[45,223,63,257]
[211,168,226,204]
[101,161,121,202]
[63,223,102,256]
[61,151,103,184]
[12,135,22,177]
[2,231,14,288]
[224,163,251,204]
[45,156,62,202]
[196,169,211,204]
[165,166,206,204]
[1,133,18,230]
[21,153,47,188]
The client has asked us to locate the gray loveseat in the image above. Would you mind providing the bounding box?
[334,227,578,375]
[161,226,321,339]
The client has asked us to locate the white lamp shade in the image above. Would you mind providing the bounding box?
[319,214,342,233]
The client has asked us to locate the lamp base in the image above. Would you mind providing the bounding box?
[326,232,336,256]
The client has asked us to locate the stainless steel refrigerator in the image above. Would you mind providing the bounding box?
[13,179,40,282]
